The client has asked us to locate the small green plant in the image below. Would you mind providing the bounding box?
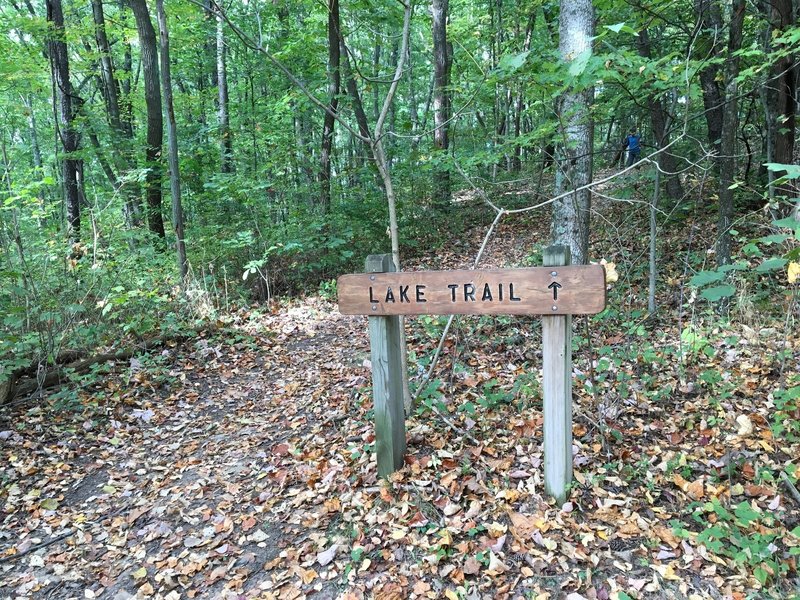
[678,498,795,586]
[772,381,800,442]
[318,278,337,301]
[477,379,512,409]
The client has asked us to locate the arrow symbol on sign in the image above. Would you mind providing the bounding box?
[548,281,562,301]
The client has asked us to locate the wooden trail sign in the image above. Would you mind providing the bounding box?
[338,248,606,503]
[338,266,606,316]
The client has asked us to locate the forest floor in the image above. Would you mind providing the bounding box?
[1,177,800,600]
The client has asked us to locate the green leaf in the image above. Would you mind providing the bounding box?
[758,233,790,244]
[718,262,747,273]
[690,270,724,287]
[764,163,800,179]
[734,502,760,525]
[772,216,800,231]
[568,49,592,76]
[39,498,59,511]
[700,285,735,302]
[756,258,787,273]
[497,51,530,73]
[603,22,638,36]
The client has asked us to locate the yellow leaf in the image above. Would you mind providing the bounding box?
[39,498,59,511]
[300,568,318,583]
[439,529,453,546]
[132,567,147,580]
[601,259,619,284]
[788,261,800,284]
[445,590,459,600]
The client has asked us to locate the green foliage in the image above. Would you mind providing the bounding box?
[681,498,792,586]
[772,380,800,442]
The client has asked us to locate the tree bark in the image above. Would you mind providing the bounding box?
[217,12,233,173]
[92,0,142,228]
[156,0,188,281]
[128,0,165,238]
[319,0,340,212]
[716,0,745,269]
[91,0,123,132]
[432,0,451,209]
[46,0,82,244]
[694,0,724,157]
[552,0,594,265]
[636,28,684,200]
[765,0,797,204]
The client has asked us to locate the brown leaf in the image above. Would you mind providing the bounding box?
[654,525,679,549]
[463,556,482,575]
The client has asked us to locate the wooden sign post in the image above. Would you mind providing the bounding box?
[338,246,606,500]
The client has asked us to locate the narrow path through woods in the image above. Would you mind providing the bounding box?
[2,199,798,599]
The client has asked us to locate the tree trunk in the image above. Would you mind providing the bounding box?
[217,13,233,173]
[512,11,536,172]
[119,0,134,139]
[765,0,797,204]
[156,0,188,281]
[128,0,165,238]
[552,0,594,265]
[636,29,684,200]
[93,0,142,228]
[319,0,340,213]
[46,0,82,244]
[432,0,451,209]
[694,0,724,157]
[716,0,745,269]
[91,0,123,132]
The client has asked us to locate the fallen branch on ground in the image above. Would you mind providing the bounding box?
[1,333,197,406]
[0,529,73,564]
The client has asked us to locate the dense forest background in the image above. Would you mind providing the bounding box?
[0,0,798,380]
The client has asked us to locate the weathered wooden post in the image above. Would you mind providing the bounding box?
[542,245,572,504]
[365,254,406,477]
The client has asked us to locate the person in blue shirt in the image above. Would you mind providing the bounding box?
[624,128,642,167]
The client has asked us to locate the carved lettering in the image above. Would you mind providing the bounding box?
[499,283,504,301]
[448,284,458,302]
[416,285,427,302]
[369,287,378,303]
[385,287,395,303]
[482,283,493,301]
[510,283,521,301]
[464,283,476,301]
[399,285,410,302]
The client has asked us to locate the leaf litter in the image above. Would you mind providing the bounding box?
[1,199,799,599]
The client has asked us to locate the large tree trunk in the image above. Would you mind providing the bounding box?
[128,0,165,238]
[694,0,724,157]
[217,13,233,173]
[156,0,188,281]
[636,29,684,200]
[432,0,452,209]
[46,0,82,244]
[552,0,594,265]
[319,0,340,212]
[717,0,745,269]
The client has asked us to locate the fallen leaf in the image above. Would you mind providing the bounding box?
[316,544,338,567]
[736,415,753,436]
[463,556,482,575]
